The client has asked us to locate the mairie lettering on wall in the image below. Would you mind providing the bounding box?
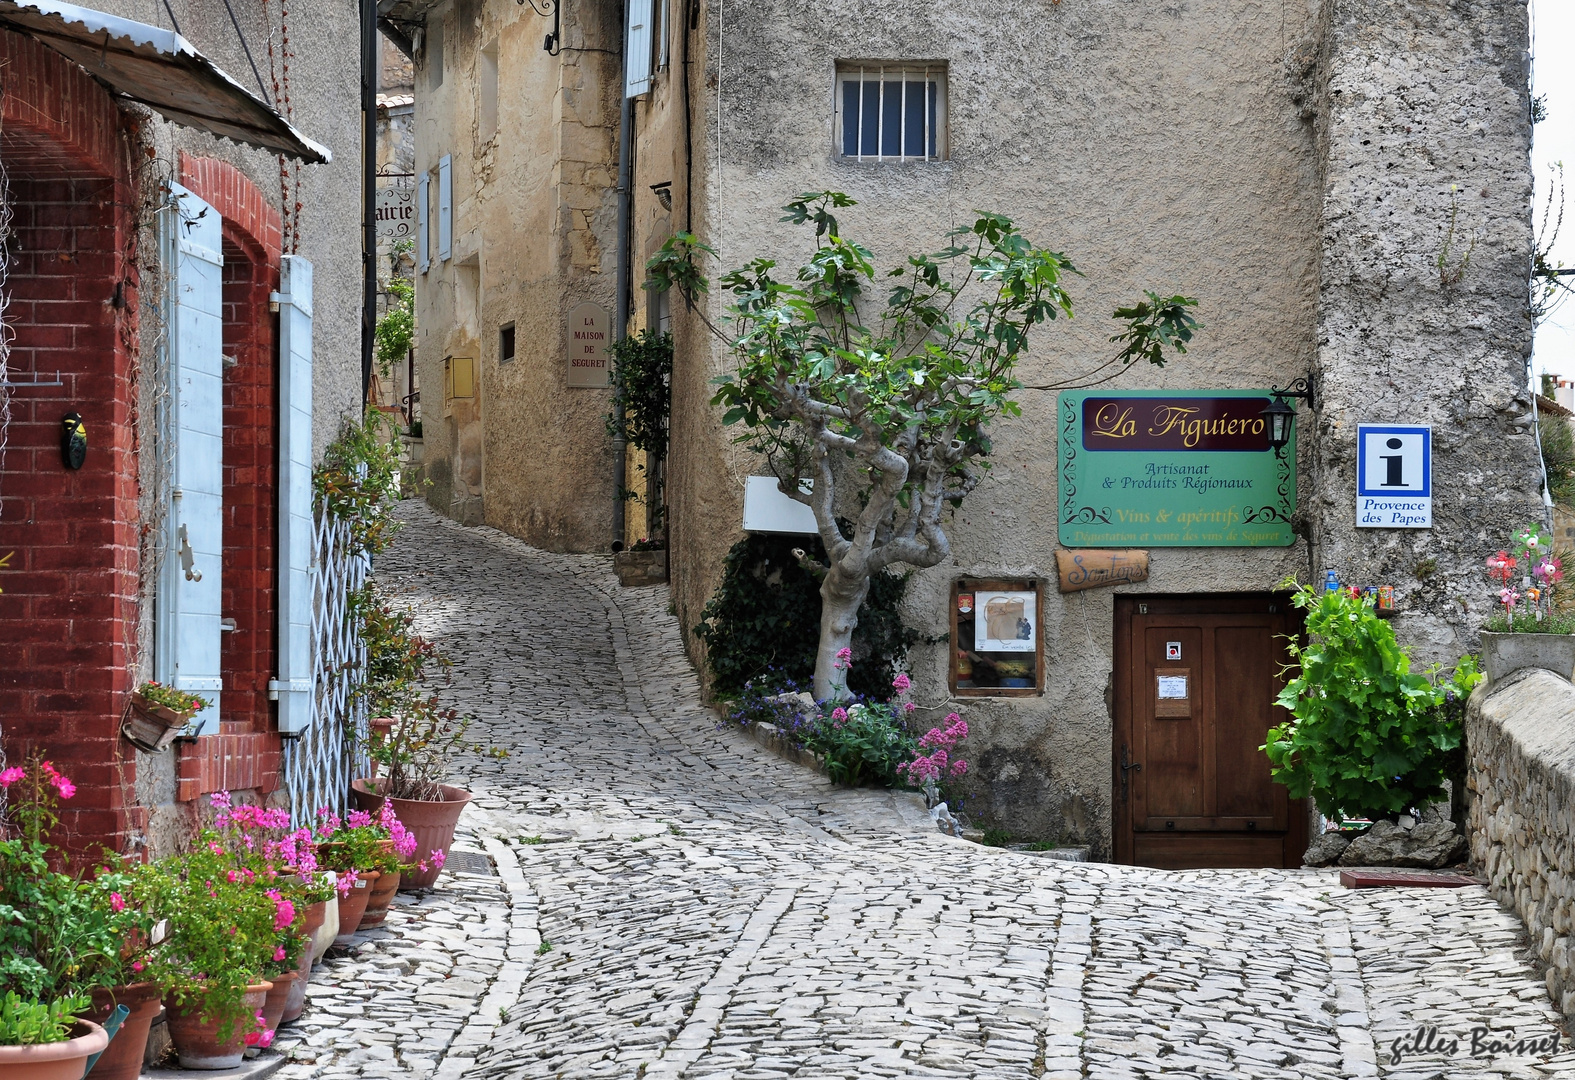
[566,302,610,388]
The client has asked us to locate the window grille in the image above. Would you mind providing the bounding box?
[836,63,947,161]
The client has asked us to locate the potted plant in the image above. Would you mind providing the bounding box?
[351,692,484,890]
[349,587,500,890]
[0,757,138,1080]
[0,992,108,1080]
[124,682,211,754]
[129,795,301,1069]
[1480,525,1575,682]
[312,808,407,944]
[1262,579,1482,865]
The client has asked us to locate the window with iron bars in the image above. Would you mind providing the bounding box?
[835,62,947,161]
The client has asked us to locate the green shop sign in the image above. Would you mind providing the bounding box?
[1058,390,1295,547]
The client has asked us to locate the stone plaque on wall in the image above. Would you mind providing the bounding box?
[567,302,610,388]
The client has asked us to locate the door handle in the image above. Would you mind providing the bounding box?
[1120,743,1141,801]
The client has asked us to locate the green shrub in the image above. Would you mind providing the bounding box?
[696,531,918,700]
[1262,581,1482,821]
[797,700,916,788]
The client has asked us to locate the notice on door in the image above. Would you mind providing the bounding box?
[1155,668,1191,718]
[566,302,610,388]
[1356,424,1431,528]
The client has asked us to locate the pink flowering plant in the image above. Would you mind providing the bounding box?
[313,802,417,883]
[127,827,282,1040]
[0,753,152,1036]
[897,714,971,808]
[1485,526,1575,633]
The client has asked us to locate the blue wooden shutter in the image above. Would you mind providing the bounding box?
[270,256,313,734]
[625,0,653,96]
[156,183,224,735]
[437,155,452,262]
[417,171,430,273]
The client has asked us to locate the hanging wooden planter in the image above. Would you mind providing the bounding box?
[122,691,195,753]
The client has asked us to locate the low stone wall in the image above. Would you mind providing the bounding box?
[1468,667,1575,1018]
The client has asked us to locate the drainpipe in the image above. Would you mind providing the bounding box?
[612,21,633,551]
[361,0,377,407]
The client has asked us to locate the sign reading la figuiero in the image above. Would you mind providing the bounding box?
[1058,390,1295,547]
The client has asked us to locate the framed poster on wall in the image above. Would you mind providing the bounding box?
[951,578,1043,697]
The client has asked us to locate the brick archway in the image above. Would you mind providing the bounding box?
[175,154,286,802]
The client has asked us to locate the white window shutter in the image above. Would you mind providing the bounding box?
[417,171,430,273]
[437,155,452,262]
[270,256,313,735]
[625,0,653,97]
[156,183,224,736]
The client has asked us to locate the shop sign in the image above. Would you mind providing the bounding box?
[1356,424,1431,528]
[566,302,610,388]
[375,184,414,240]
[1058,390,1295,547]
[1054,549,1149,592]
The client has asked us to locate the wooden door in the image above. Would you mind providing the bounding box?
[1113,594,1307,869]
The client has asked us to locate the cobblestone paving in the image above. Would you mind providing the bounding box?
[282,501,1575,1079]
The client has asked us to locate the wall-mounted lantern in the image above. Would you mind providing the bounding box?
[1261,377,1315,457]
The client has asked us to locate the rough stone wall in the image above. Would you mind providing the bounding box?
[414,0,622,547]
[1468,667,1575,1022]
[1311,0,1543,668]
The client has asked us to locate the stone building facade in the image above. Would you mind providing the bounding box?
[399,0,1542,862]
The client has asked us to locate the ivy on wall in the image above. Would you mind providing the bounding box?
[696,531,919,701]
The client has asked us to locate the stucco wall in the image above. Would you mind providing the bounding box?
[1468,667,1575,1023]
[667,0,1326,854]
[655,0,1541,854]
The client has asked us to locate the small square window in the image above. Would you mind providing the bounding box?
[950,578,1042,697]
[836,62,947,161]
[499,323,516,363]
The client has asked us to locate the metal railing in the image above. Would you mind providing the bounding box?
[281,509,371,827]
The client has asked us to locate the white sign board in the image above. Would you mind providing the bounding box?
[975,590,1037,653]
[375,184,415,240]
[1356,424,1432,528]
[566,302,611,387]
[742,476,818,534]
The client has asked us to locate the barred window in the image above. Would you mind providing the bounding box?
[836,62,947,161]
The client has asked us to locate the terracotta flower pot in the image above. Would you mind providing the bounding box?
[351,779,471,891]
[332,870,380,946]
[0,1019,108,1080]
[121,692,194,754]
[280,938,314,1026]
[257,972,295,1043]
[358,863,402,929]
[163,982,270,1070]
[85,982,161,1080]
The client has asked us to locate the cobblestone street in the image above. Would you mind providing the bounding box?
[280,502,1575,1080]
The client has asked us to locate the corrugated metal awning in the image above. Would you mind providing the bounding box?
[0,0,330,163]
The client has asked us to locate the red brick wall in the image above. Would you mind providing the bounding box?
[0,30,139,855]
[177,155,283,799]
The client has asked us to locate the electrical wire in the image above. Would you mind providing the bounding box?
[219,0,272,104]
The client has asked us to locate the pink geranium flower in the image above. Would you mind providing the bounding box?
[0,767,24,787]
[109,892,126,913]
[892,673,911,693]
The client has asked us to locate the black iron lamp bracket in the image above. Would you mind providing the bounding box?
[517,0,560,54]
[1269,376,1316,413]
